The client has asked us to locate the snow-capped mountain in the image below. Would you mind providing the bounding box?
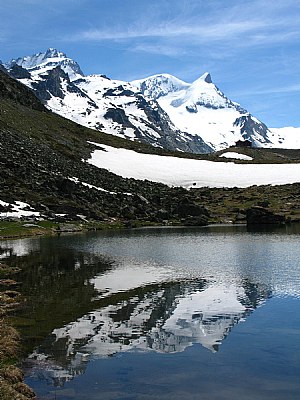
[5,48,84,81]
[5,49,211,153]
[4,48,293,152]
[132,73,273,150]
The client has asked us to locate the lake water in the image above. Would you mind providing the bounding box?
[1,225,300,400]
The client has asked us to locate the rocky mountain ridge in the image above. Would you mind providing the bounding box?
[3,48,280,153]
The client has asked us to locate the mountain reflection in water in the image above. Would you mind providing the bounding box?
[25,275,270,387]
[1,226,299,393]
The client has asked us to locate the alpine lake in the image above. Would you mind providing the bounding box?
[1,224,300,400]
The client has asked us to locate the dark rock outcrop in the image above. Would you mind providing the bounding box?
[234,114,271,147]
[31,66,69,100]
[182,215,208,226]
[246,206,286,225]
[0,63,8,75]
[30,66,97,110]
[9,64,31,79]
[175,198,209,218]
[0,69,46,111]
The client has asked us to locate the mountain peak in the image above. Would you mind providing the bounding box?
[132,73,188,100]
[193,72,212,85]
[6,48,84,81]
[200,72,212,84]
[44,48,66,58]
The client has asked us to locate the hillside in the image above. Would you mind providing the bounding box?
[1,68,300,227]
[1,68,226,227]
[0,69,192,223]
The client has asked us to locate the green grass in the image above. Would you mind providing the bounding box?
[0,221,57,239]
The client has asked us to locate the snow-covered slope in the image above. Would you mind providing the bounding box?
[132,73,273,150]
[6,49,211,153]
[5,48,299,152]
[132,73,189,99]
[87,144,300,188]
[73,74,211,152]
[268,127,300,149]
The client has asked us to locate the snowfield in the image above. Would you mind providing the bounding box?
[87,144,300,188]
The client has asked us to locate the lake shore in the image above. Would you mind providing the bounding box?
[5,225,300,399]
[0,263,36,399]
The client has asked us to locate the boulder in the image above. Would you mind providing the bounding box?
[175,198,209,218]
[182,215,208,226]
[246,206,286,225]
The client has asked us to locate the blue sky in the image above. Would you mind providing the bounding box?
[1,0,300,128]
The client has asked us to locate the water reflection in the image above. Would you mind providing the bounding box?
[1,227,299,391]
[22,276,270,387]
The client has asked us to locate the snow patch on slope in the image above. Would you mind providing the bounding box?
[132,73,189,99]
[86,145,300,188]
[220,152,253,161]
[0,200,40,218]
[268,127,300,149]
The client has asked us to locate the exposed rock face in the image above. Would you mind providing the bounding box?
[104,107,135,128]
[0,69,46,111]
[8,64,31,79]
[0,62,8,74]
[246,206,286,225]
[30,66,95,104]
[234,115,271,146]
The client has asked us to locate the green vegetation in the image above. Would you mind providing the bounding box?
[192,183,300,223]
[0,221,56,239]
[0,219,158,240]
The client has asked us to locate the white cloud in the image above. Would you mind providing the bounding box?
[65,0,299,46]
[237,84,300,97]
[72,19,266,42]
[130,44,187,57]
